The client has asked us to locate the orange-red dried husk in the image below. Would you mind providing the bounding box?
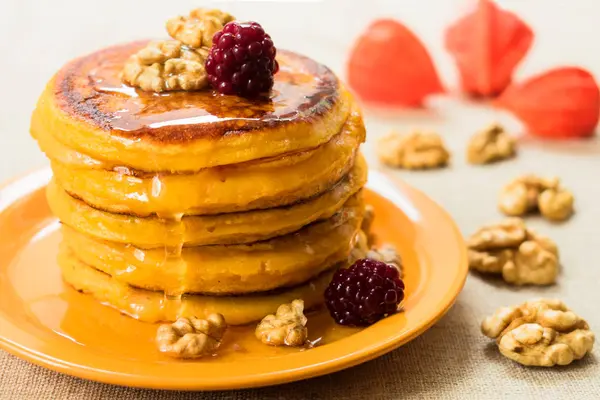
[445,0,534,97]
[496,67,600,138]
[347,19,444,107]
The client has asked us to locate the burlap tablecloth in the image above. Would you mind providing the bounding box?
[2,1,600,397]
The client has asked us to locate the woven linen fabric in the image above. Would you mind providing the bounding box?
[2,105,600,399]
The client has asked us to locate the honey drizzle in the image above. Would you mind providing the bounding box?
[84,49,336,135]
[150,172,187,319]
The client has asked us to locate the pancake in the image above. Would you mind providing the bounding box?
[30,42,354,172]
[62,194,361,295]
[44,110,365,217]
[34,93,364,174]
[47,162,366,247]
[59,250,334,325]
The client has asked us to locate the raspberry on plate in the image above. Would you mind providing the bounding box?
[205,21,279,97]
[325,258,405,326]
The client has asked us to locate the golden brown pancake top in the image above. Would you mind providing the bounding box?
[53,41,341,144]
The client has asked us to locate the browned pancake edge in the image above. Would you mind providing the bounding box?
[52,41,342,144]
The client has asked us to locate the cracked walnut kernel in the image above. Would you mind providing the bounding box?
[156,314,227,358]
[482,299,595,367]
[256,300,308,347]
[166,8,234,49]
[121,8,234,92]
[467,218,527,251]
[349,230,404,279]
[538,188,575,222]
[122,41,208,92]
[498,174,573,221]
[366,243,403,278]
[467,219,559,286]
[377,131,450,170]
[503,240,558,286]
[467,123,517,164]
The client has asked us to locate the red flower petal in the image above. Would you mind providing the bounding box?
[347,19,444,107]
[445,0,534,97]
[496,67,600,138]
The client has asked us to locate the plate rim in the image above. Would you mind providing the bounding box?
[0,167,468,391]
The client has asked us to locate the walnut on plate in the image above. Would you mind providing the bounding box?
[498,174,574,222]
[377,131,450,170]
[467,123,517,165]
[166,8,234,49]
[467,218,559,285]
[156,314,227,358]
[482,299,595,367]
[256,299,308,347]
[366,244,403,278]
[349,230,370,263]
[349,230,404,279]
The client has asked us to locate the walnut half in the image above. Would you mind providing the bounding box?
[538,188,575,221]
[467,123,517,165]
[122,41,209,92]
[467,218,559,286]
[377,131,450,170]
[256,300,308,347]
[156,314,227,358]
[482,299,595,367]
[166,8,234,49]
[349,231,404,279]
[122,8,235,92]
[499,174,574,222]
[366,243,403,278]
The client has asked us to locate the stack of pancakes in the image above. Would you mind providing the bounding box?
[31,43,367,325]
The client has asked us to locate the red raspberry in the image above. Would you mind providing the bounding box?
[325,259,405,326]
[205,21,279,97]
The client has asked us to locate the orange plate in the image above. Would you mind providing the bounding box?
[0,168,467,391]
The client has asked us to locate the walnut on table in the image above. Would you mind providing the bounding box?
[538,188,575,221]
[377,131,450,170]
[482,299,595,367]
[467,218,559,286]
[467,123,517,165]
[467,217,527,250]
[256,299,308,347]
[499,175,574,222]
[156,314,227,358]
